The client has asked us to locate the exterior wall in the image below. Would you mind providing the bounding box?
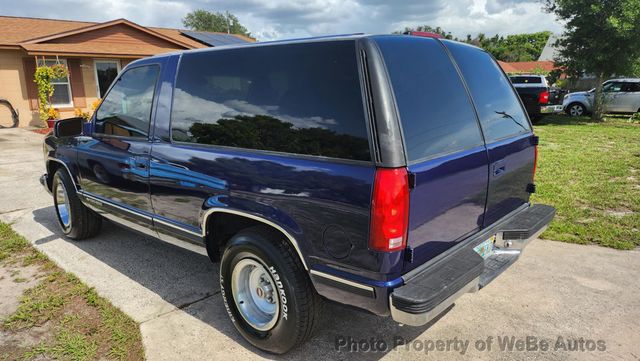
[0,51,140,127]
[0,49,39,127]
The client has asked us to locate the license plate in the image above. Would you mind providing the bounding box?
[474,235,496,259]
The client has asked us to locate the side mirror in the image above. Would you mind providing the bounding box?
[54,117,84,138]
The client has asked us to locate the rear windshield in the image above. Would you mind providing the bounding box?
[443,40,531,143]
[510,76,543,84]
[375,36,484,162]
[171,41,371,161]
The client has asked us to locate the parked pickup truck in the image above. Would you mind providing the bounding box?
[510,74,565,121]
[41,34,555,354]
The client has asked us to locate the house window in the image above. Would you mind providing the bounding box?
[37,59,73,107]
[94,60,120,98]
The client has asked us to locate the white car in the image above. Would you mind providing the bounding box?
[563,78,640,116]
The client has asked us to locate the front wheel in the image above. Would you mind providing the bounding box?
[566,102,586,117]
[220,226,321,354]
[52,169,102,239]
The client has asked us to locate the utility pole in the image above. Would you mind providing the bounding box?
[226,11,230,34]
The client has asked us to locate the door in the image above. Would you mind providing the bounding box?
[618,82,640,112]
[94,60,121,98]
[444,40,535,226]
[374,36,490,270]
[602,81,625,112]
[77,63,162,228]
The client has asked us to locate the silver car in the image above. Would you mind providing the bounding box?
[563,78,640,116]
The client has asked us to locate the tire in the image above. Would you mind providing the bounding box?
[220,226,321,354]
[52,169,102,240]
[565,102,586,117]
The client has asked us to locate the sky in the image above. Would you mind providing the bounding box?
[0,0,563,41]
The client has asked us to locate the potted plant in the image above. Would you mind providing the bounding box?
[33,60,69,128]
[46,108,60,128]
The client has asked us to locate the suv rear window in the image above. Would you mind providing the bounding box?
[375,36,484,162]
[444,41,531,143]
[171,41,371,161]
[510,76,543,84]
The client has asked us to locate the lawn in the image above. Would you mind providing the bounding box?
[532,115,640,249]
[0,223,144,361]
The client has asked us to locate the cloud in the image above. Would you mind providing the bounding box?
[3,0,563,41]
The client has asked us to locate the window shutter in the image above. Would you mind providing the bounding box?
[22,58,38,111]
[67,59,86,108]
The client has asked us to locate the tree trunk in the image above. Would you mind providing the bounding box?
[592,73,605,122]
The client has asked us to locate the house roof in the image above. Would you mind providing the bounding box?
[0,15,253,57]
[498,60,557,74]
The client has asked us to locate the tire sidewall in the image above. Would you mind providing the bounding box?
[220,233,300,354]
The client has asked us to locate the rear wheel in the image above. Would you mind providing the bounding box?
[52,169,102,239]
[566,102,586,117]
[220,226,321,354]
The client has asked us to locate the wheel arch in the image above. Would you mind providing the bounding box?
[46,158,79,192]
[203,208,309,271]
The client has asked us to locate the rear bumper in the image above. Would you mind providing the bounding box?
[541,104,564,114]
[389,203,555,326]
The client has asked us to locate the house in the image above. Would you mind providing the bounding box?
[498,60,557,75]
[538,33,560,62]
[0,15,253,127]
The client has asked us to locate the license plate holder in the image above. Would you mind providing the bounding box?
[473,235,496,259]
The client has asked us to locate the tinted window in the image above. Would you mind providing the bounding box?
[510,76,542,84]
[171,41,370,161]
[95,65,159,137]
[375,36,484,161]
[444,41,531,143]
[622,82,640,92]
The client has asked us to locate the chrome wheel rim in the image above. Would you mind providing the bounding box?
[231,258,279,331]
[55,177,71,228]
[570,104,584,116]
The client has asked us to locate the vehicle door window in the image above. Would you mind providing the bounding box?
[375,36,484,162]
[95,65,160,138]
[443,40,531,143]
[621,82,640,92]
[170,41,370,161]
[603,82,623,92]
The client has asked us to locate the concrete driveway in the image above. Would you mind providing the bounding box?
[1,128,639,360]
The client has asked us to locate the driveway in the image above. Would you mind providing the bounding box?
[1,128,639,360]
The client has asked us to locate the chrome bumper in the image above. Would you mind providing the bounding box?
[541,104,564,114]
[389,204,555,327]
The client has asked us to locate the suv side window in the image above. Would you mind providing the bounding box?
[95,65,160,138]
[603,82,623,92]
[443,41,531,143]
[622,82,640,92]
[171,41,371,161]
[375,36,484,162]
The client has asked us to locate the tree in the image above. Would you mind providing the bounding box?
[545,0,640,120]
[183,10,251,38]
[396,26,550,62]
[394,25,455,39]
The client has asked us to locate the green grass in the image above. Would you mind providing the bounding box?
[531,115,640,249]
[0,223,144,360]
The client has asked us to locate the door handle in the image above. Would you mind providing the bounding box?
[492,160,506,177]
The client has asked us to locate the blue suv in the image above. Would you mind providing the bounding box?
[41,34,555,354]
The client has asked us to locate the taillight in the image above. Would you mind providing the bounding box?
[539,90,549,104]
[369,168,409,252]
